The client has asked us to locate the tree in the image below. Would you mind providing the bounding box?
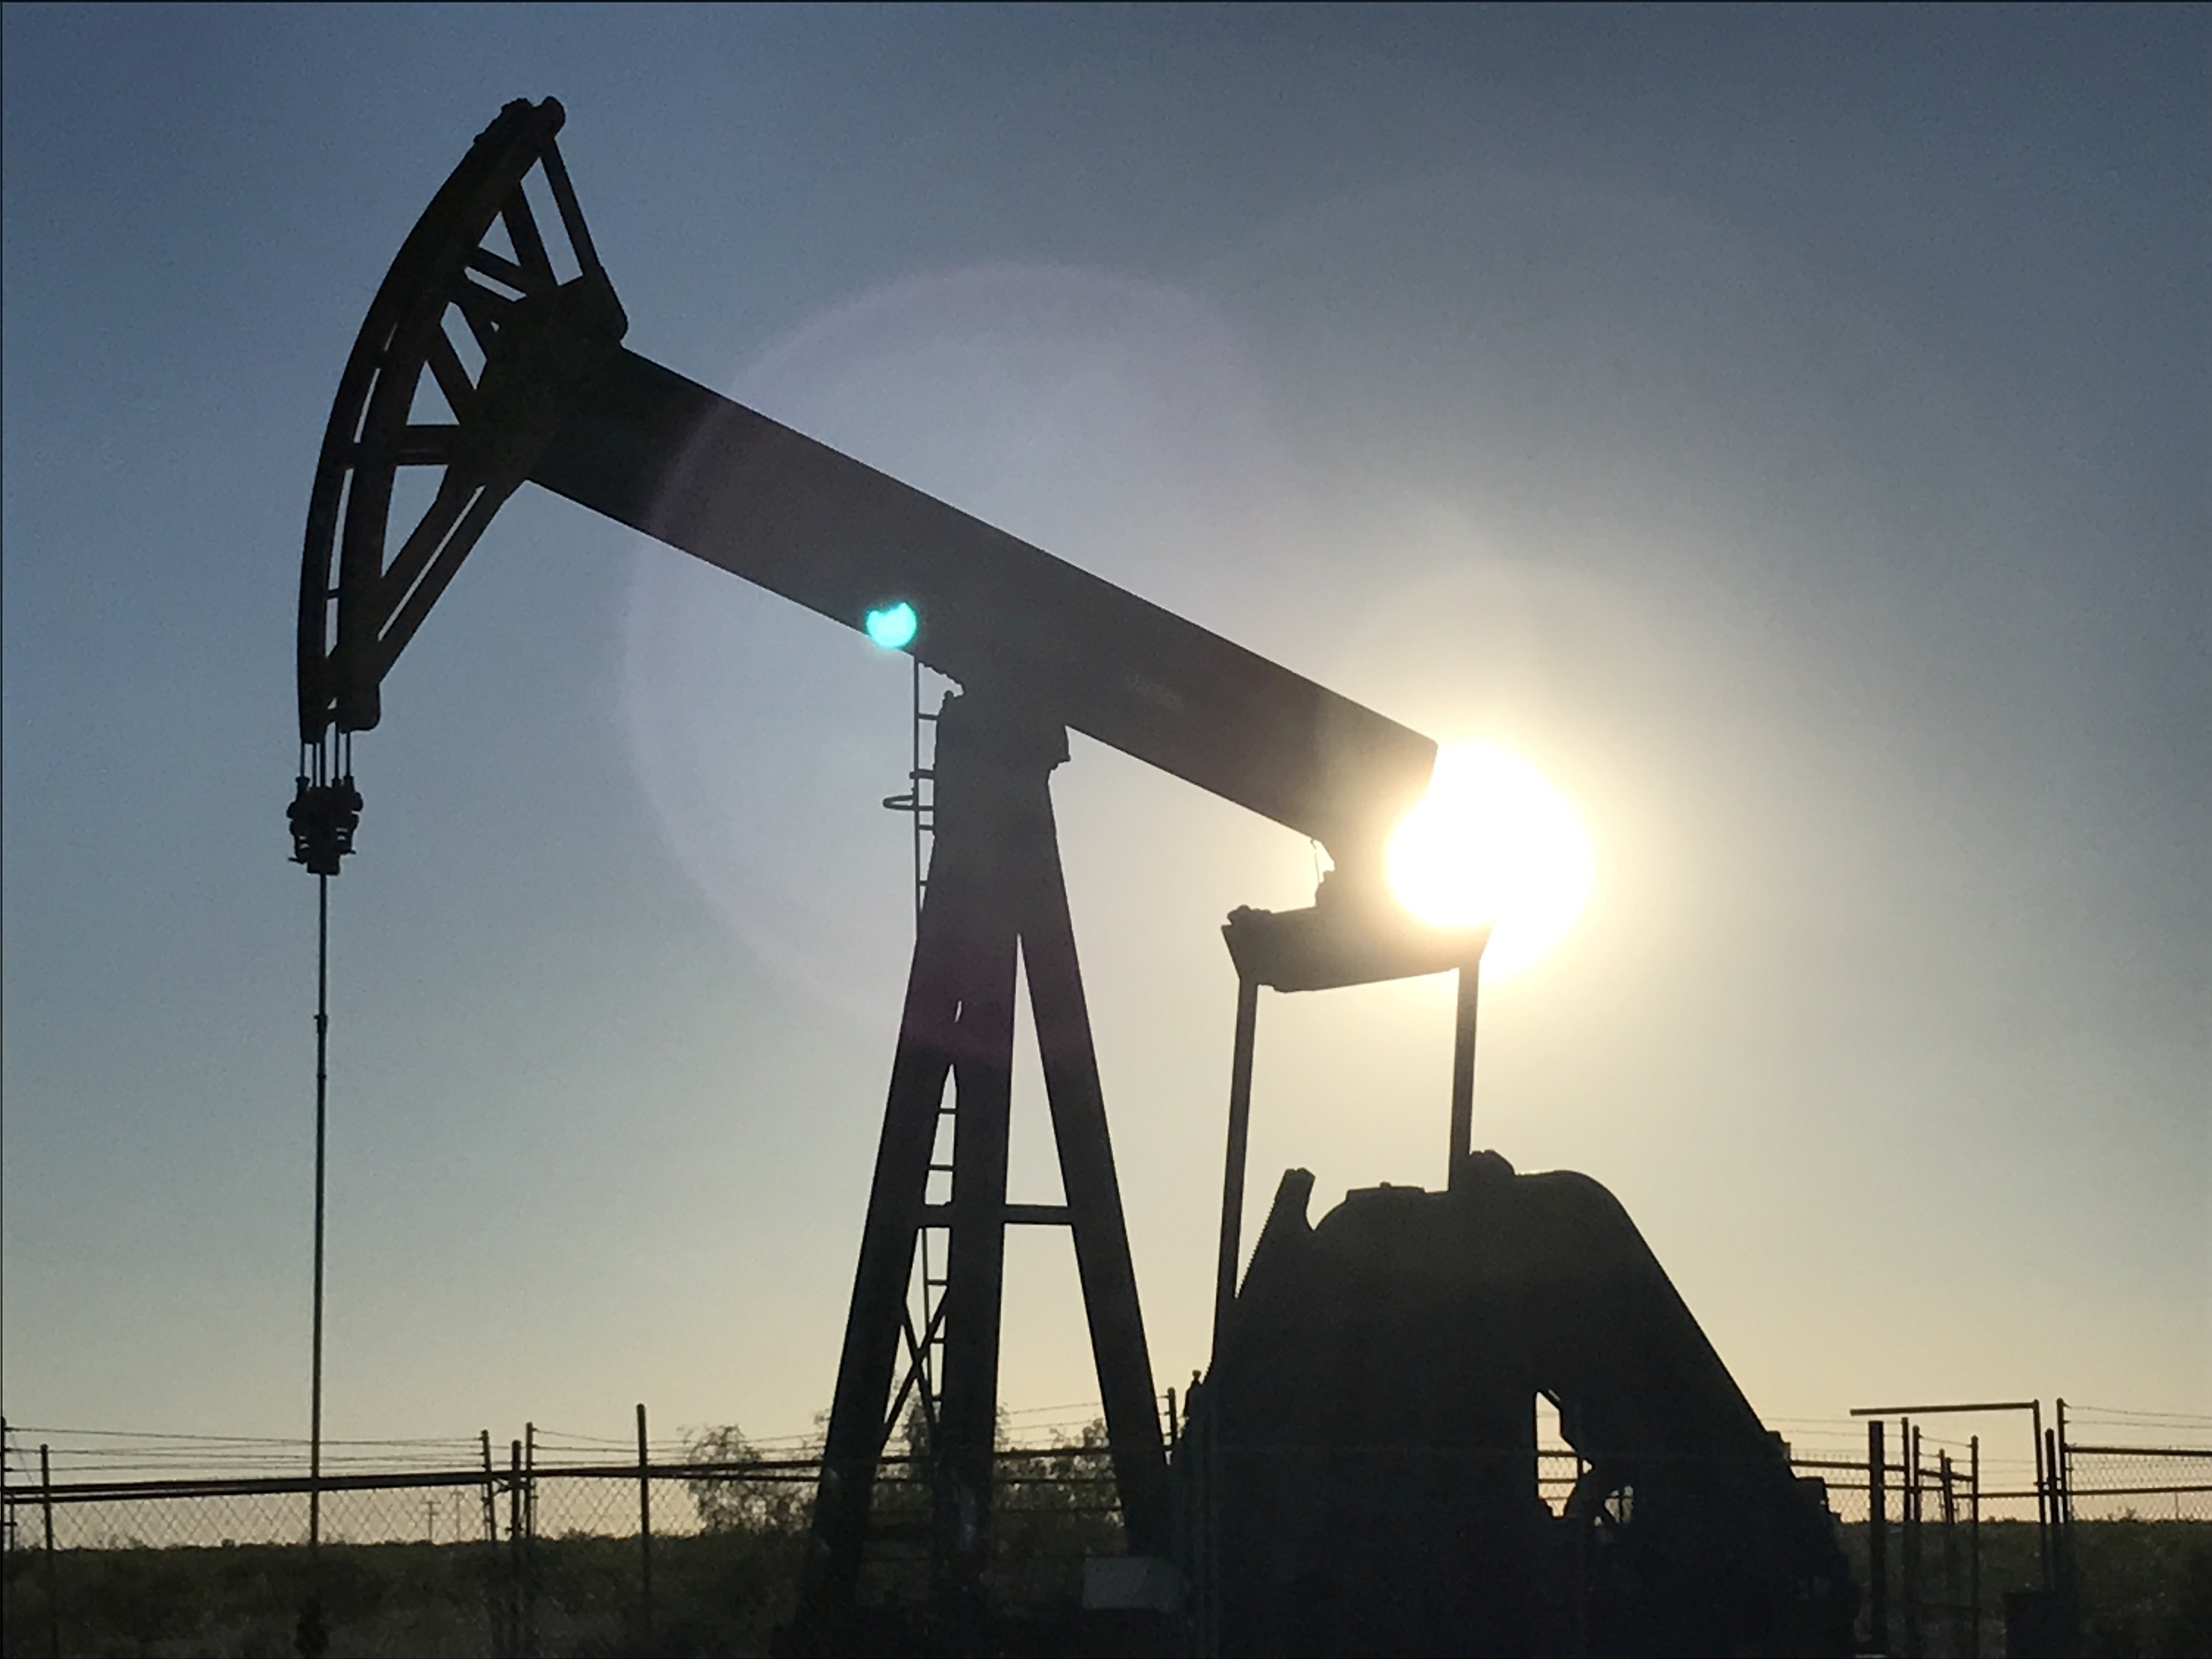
[683,1422,814,1537]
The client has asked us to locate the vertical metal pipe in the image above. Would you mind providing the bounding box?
[1968,1435,1981,1659]
[1212,974,1260,1359]
[480,1431,503,1659]
[1447,955,1480,1189]
[2044,1426,2065,1607]
[911,654,924,928]
[2055,1399,2073,1596]
[308,873,330,1559]
[522,1425,538,1659]
[1940,1451,1958,1657]
[508,1440,524,1659]
[1867,1418,1888,1655]
[636,1403,653,1646]
[1904,1419,1920,1659]
[1573,1463,1590,1659]
[479,1430,497,1542]
[40,1443,58,1659]
[2030,1400,2047,1590]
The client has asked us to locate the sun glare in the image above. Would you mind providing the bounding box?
[1387,743,1594,979]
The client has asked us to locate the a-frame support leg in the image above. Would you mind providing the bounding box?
[1019,794,1171,1555]
[933,843,1018,1602]
[807,895,960,1605]
[805,693,1167,1617]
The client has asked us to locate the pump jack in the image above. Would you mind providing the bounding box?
[294,95,1456,1608]
[295,100,1854,1654]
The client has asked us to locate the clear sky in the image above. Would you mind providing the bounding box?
[3,4,2205,1457]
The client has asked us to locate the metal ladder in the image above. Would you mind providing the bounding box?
[881,659,945,1463]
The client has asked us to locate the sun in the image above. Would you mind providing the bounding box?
[1386,743,1594,979]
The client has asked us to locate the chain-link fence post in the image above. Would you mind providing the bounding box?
[479,1431,505,1658]
[636,1403,654,1651]
[523,1425,539,1659]
[508,1439,525,1658]
[1904,1420,1922,1658]
[1867,1419,1888,1654]
[40,1443,59,1659]
[1968,1437,1982,1659]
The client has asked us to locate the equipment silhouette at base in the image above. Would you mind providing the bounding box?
[1183,1159,1855,1658]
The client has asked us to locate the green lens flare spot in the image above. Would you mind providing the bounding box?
[865,601,919,651]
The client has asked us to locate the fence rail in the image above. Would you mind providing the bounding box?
[3,1410,2205,1659]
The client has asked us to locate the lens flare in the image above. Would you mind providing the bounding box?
[865,601,918,650]
[1387,743,1593,978]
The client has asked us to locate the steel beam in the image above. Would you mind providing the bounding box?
[531,347,1435,876]
[1019,794,1171,1555]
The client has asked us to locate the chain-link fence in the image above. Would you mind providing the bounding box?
[5,1409,2208,1657]
[1800,1407,2212,1659]
[2067,1444,2211,1523]
[0,1429,1127,1659]
[0,1462,783,1659]
[2056,1432,2212,1659]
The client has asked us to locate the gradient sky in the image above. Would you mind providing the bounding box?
[4,4,2205,1458]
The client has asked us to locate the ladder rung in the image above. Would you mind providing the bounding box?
[922,1202,1073,1227]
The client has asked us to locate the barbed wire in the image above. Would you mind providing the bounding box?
[9,1402,2202,1486]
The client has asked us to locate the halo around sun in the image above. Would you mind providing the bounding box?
[1386,743,1594,979]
